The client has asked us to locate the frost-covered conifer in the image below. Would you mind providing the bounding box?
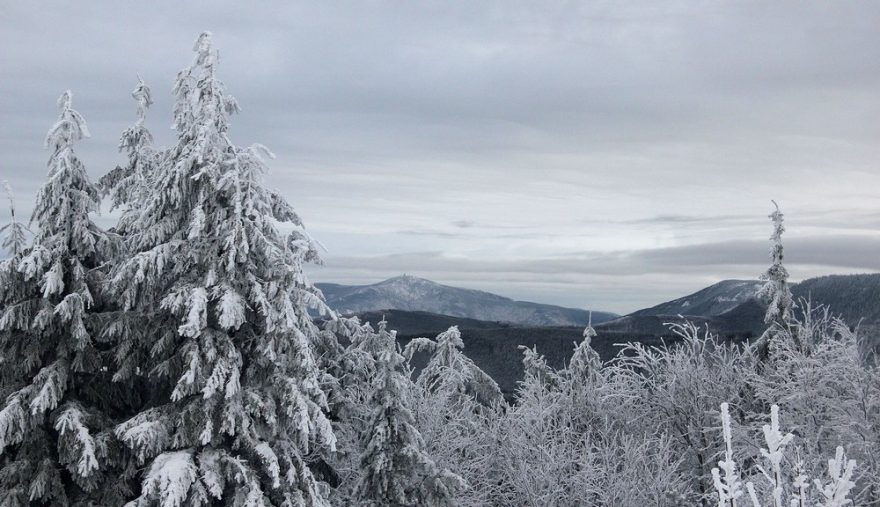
[758,201,794,327]
[0,91,120,505]
[518,344,559,393]
[404,326,502,406]
[321,316,397,500]
[99,76,157,236]
[331,316,391,419]
[355,321,463,506]
[568,313,601,384]
[0,182,29,257]
[107,32,336,506]
[555,314,605,434]
[403,327,504,506]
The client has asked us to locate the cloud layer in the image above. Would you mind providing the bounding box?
[2,2,879,313]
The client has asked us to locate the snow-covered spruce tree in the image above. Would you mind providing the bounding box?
[0,181,29,257]
[107,32,336,506]
[516,314,600,419]
[328,317,386,424]
[403,326,502,406]
[757,201,794,334]
[317,317,377,503]
[567,313,602,385]
[354,320,463,506]
[0,91,122,505]
[320,315,415,503]
[99,76,157,235]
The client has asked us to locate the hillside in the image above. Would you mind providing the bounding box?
[602,274,880,337]
[630,279,762,318]
[350,309,511,337]
[790,274,880,324]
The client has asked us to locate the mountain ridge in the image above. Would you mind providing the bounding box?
[329,273,880,395]
[599,273,880,337]
[316,275,617,327]
[629,279,763,318]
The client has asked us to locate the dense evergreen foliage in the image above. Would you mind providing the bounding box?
[0,91,124,505]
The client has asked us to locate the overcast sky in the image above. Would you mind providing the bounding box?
[2,1,879,313]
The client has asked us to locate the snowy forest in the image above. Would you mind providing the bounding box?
[0,32,878,507]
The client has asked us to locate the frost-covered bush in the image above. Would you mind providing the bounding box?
[478,325,691,506]
[607,321,755,503]
[382,300,877,506]
[749,301,880,504]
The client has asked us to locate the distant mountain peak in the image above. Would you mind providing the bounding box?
[315,276,616,327]
[379,274,436,286]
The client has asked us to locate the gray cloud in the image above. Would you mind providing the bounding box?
[626,214,758,226]
[451,220,475,229]
[316,235,880,278]
[2,2,879,311]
